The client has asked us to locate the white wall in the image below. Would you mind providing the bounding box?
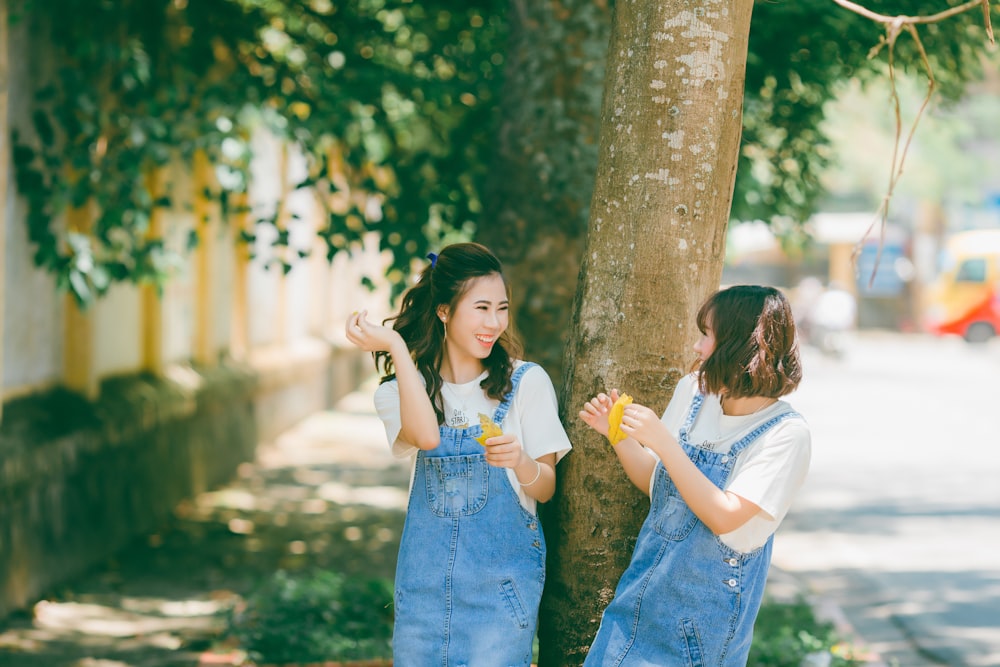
[212,218,236,354]
[281,144,318,345]
[2,15,63,395]
[162,161,196,365]
[92,285,142,379]
[247,132,284,348]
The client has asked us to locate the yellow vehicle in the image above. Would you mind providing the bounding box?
[923,229,1000,342]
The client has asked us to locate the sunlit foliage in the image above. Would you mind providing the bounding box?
[10,0,994,304]
[12,0,505,303]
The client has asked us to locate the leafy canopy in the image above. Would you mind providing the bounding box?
[12,0,505,303]
[10,0,994,303]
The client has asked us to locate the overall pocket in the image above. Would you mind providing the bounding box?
[678,618,705,667]
[499,579,530,629]
[651,464,699,541]
[423,454,490,517]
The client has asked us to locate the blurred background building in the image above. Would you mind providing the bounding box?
[724,63,1000,340]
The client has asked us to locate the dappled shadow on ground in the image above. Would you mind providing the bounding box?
[800,567,1000,667]
[781,499,1000,535]
[0,409,408,667]
[776,492,1000,665]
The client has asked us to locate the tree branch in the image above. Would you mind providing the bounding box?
[830,0,994,286]
[832,0,994,39]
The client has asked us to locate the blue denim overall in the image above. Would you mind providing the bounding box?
[393,363,545,667]
[585,394,800,667]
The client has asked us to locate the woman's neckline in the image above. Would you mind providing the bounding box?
[442,369,489,387]
[720,395,779,417]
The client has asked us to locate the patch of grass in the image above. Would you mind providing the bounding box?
[227,572,860,666]
[227,569,393,664]
[749,598,861,667]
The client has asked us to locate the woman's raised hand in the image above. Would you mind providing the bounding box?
[345,309,400,353]
[579,390,620,437]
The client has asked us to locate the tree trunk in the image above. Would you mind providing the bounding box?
[477,0,612,388]
[538,1,755,664]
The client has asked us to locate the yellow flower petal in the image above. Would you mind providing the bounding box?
[476,412,503,446]
[607,394,633,446]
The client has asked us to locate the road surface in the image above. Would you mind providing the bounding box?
[773,332,1000,667]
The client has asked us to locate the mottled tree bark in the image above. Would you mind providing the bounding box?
[477,0,612,388]
[538,1,755,664]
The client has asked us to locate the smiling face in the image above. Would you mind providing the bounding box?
[438,273,509,367]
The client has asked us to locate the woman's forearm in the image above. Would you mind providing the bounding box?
[514,453,557,503]
[392,341,441,450]
[614,439,658,494]
[649,438,760,535]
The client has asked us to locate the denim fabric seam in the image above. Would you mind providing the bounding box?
[423,454,490,517]
[394,360,544,665]
[441,516,460,667]
[584,390,782,665]
[679,617,704,667]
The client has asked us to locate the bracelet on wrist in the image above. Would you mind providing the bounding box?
[519,460,543,487]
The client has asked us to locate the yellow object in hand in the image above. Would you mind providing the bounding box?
[476,413,503,446]
[607,394,633,446]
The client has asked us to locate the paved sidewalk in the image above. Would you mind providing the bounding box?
[0,382,410,667]
[0,379,889,667]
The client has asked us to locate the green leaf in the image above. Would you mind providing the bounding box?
[11,137,35,169]
[68,270,92,306]
[31,111,56,147]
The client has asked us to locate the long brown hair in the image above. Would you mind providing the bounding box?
[375,243,523,424]
[695,285,802,399]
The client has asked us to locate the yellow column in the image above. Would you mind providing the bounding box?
[192,150,217,366]
[64,204,98,398]
[141,167,165,373]
[0,0,8,422]
[828,242,856,295]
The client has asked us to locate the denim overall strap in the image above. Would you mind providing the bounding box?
[392,361,544,667]
[584,397,794,667]
[491,362,536,426]
[728,410,801,457]
[677,392,705,444]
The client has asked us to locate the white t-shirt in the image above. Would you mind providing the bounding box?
[650,374,811,553]
[374,361,572,514]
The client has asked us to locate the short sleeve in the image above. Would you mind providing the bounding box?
[725,418,811,520]
[511,364,572,462]
[660,373,698,438]
[373,380,417,458]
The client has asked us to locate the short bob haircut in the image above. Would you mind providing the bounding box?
[695,285,802,399]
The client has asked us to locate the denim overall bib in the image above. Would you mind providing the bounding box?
[586,394,800,667]
[393,363,545,667]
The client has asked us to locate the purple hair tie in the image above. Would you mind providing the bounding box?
[427,252,438,268]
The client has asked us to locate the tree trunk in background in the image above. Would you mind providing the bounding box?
[477,0,611,388]
[538,1,754,664]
